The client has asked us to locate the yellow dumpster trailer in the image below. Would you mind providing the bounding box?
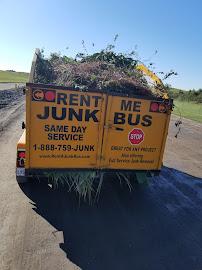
[16,51,173,188]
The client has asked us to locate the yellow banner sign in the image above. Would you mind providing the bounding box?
[26,87,171,170]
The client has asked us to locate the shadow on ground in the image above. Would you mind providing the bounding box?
[20,167,202,270]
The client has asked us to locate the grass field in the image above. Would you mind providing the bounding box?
[0,71,29,83]
[173,100,202,123]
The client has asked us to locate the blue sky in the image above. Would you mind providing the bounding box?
[0,0,201,90]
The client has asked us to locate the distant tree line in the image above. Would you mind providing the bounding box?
[169,88,202,103]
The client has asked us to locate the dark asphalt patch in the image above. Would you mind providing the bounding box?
[20,166,202,270]
[0,88,24,109]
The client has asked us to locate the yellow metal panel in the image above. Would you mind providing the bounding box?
[157,112,171,169]
[25,87,31,169]
[136,64,163,86]
[27,85,171,171]
[101,96,170,170]
[28,87,106,169]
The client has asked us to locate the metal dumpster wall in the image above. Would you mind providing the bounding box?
[26,85,106,169]
[25,84,171,171]
[100,95,170,170]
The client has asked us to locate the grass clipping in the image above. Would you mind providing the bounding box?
[45,170,140,203]
[33,49,167,98]
[45,171,99,203]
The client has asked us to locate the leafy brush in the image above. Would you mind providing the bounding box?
[33,42,156,97]
[45,170,98,203]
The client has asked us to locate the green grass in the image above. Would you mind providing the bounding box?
[0,70,29,83]
[173,100,202,123]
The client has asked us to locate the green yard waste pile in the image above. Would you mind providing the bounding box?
[33,49,167,98]
[32,48,168,202]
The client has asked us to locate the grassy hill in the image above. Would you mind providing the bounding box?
[0,70,29,83]
[168,88,202,123]
[173,100,202,123]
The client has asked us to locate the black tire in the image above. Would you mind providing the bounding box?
[16,176,29,184]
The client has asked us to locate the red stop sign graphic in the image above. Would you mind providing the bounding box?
[128,128,144,145]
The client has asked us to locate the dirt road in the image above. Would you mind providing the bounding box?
[0,95,202,270]
[164,114,202,178]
